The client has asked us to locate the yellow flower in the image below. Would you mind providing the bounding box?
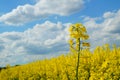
[82,34,89,40]
[70,33,75,38]
[80,26,86,32]
[75,23,82,28]
[69,39,73,45]
[68,26,73,32]
[70,31,80,38]
[82,42,90,47]
[76,39,79,43]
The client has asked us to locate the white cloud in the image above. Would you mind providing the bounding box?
[0,21,70,66]
[84,9,120,49]
[103,10,120,33]
[0,9,120,67]
[0,0,84,26]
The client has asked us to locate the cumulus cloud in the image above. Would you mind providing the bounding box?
[103,10,120,33]
[0,21,70,66]
[0,0,84,25]
[0,9,120,66]
[84,9,120,49]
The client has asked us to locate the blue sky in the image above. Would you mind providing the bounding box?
[0,0,120,66]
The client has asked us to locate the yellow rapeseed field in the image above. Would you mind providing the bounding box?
[0,45,120,80]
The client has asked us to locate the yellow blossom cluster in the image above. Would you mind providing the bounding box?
[68,23,90,51]
[0,45,120,80]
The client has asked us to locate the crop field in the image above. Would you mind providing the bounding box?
[0,45,120,80]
